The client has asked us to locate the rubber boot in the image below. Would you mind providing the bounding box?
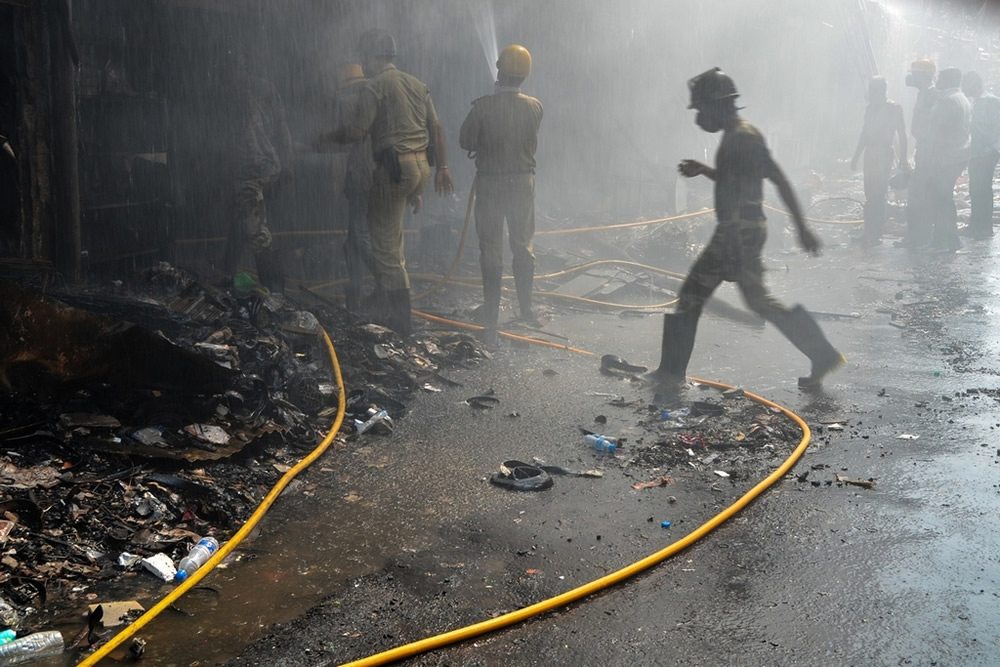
[255,249,285,295]
[386,288,413,338]
[480,264,502,346]
[771,305,846,387]
[513,260,538,325]
[643,312,698,389]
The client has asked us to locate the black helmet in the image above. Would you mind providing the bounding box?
[359,29,397,58]
[687,67,739,109]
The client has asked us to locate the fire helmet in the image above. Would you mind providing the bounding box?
[687,67,739,109]
[497,44,532,78]
[359,29,397,58]
[909,59,936,74]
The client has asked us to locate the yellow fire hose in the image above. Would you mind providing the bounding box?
[75,331,347,666]
[339,311,813,667]
[75,311,812,667]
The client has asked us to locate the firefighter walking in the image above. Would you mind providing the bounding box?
[646,68,845,391]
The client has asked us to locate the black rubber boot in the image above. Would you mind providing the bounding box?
[513,260,538,325]
[255,249,285,294]
[771,305,845,387]
[480,264,502,346]
[386,288,413,338]
[643,312,698,389]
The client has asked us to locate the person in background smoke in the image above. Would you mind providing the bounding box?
[645,68,844,392]
[961,70,1000,239]
[322,29,454,337]
[851,75,908,246]
[459,44,543,345]
[336,63,377,311]
[221,51,293,293]
[922,67,971,252]
[898,58,939,248]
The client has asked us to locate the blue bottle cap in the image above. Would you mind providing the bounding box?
[661,521,671,528]
[174,569,189,582]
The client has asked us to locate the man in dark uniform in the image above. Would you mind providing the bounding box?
[323,29,454,336]
[851,76,908,245]
[460,44,543,344]
[961,71,1000,239]
[336,63,377,311]
[645,68,844,391]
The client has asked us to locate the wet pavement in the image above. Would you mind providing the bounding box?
[33,217,1000,666]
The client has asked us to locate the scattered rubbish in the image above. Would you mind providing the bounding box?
[713,470,730,478]
[661,521,671,528]
[594,415,607,424]
[0,629,64,664]
[0,630,13,645]
[826,423,845,431]
[896,433,920,440]
[835,473,875,489]
[661,408,690,420]
[632,476,674,490]
[0,521,13,545]
[421,383,442,393]
[0,597,18,629]
[140,553,176,582]
[0,462,62,490]
[175,536,219,582]
[86,600,144,628]
[542,369,559,377]
[600,354,647,375]
[585,433,617,454]
[690,401,725,417]
[489,461,553,492]
[721,388,744,399]
[354,409,392,435]
[129,637,147,659]
[701,453,719,465]
[183,424,230,446]
[117,553,141,569]
[464,395,500,410]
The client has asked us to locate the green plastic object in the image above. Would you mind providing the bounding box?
[233,272,257,294]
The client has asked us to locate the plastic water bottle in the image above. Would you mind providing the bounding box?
[354,409,390,435]
[0,630,63,665]
[585,434,617,454]
[0,630,13,646]
[175,536,219,582]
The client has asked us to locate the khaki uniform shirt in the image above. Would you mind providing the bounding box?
[337,79,375,195]
[352,63,437,154]
[715,121,774,222]
[459,88,543,174]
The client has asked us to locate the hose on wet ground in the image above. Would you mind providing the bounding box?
[340,310,813,667]
[74,330,347,667]
[173,200,861,247]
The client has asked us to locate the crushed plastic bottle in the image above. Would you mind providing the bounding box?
[354,409,391,435]
[584,434,617,454]
[174,536,219,583]
[0,597,17,630]
[0,630,63,665]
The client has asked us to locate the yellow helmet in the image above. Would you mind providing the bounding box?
[497,44,531,78]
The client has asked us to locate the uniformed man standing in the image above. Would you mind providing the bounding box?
[645,68,844,391]
[961,71,1000,239]
[336,63,376,311]
[324,29,454,336]
[222,54,293,293]
[459,44,543,343]
[850,76,908,245]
